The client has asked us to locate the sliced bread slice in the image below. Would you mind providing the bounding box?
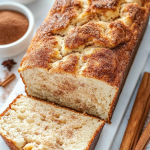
[0,95,105,150]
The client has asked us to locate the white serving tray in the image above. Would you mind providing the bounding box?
[0,15,150,150]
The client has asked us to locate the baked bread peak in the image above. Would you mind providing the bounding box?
[19,0,150,122]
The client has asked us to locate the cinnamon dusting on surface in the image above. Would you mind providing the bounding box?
[0,85,14,103]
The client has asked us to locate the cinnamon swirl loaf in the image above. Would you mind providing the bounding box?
[19,0,150,122]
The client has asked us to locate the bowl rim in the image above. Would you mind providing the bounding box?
[0,1,34,48]
[7,0,36,5]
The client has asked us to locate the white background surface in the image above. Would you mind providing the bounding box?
[0,0,150,149]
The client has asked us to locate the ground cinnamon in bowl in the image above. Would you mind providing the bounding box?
[0,10,29,45]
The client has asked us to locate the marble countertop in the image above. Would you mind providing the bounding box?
[0,0,150,149]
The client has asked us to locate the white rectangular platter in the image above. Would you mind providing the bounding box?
[0,1,150,149]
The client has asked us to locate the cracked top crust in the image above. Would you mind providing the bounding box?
[89,0,119,9]
[19,0,150,87]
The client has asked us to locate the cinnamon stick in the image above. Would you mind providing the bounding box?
[134,121,150,150]
[120,72,150,150]
[132,95,150,149]
[0,73,16,87]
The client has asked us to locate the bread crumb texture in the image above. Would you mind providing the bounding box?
[19,0,150,121]
[0,95,104,150]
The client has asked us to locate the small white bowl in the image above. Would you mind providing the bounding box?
[0,2,34,58]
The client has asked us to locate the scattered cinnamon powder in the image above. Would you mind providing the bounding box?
[0,83,15,103]
[3,70,10,79]
[0,10,29,45]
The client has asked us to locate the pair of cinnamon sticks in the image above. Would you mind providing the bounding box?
[0,73,16,87]
[120,72,150,150]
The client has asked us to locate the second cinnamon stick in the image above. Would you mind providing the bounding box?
[134,121,150,150]
[132,95,150,149]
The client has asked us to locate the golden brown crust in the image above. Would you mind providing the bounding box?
[39,0,81,34]
[20,36,61,69]
[82,48,118,85]
[88,0,119,10]
[65,21,131,50]
[52,53,80,74]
